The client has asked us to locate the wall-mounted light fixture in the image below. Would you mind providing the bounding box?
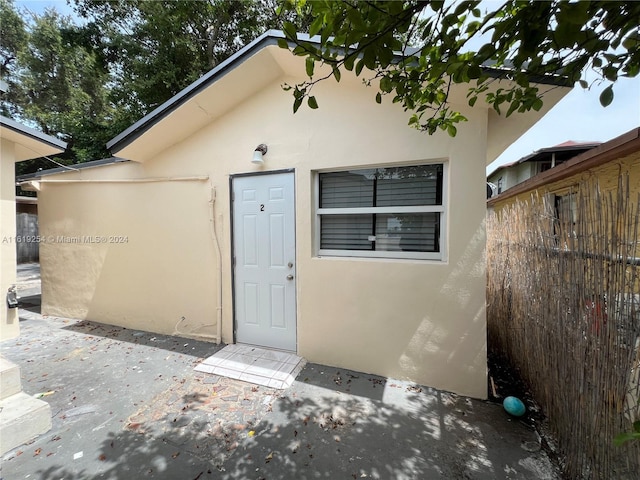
[252,144,268,164]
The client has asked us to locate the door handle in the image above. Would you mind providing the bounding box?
[286,274,294,280]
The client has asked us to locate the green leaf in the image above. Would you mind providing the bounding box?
[309,16,324,37]
[307,96,318,109]
[375,92,382,104]
[506,100,519,117]
[332,66,341,82]
[478,43,496,59]
[614,431,640,446]
[379,76,392,93]
[355,58,365,76]
[363,48,376,70]
[447,124,457,137]
[277,38,289,50]
[282,21,297,41]
[622,33,640,51]
[468,65,482,79]
[578,79,588,89]
[468,96,478,107]
[305,57,314,77]
[343,54,355,71]
[532,98,543,111]
[293,96,303,113]
[599,85,614,107]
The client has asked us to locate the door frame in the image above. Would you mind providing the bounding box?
[229,168,297,350]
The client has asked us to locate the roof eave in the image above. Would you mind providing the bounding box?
[16,157,129,182]
[107,29,570,156]
[1,115,67,151]
[107,30,291,154]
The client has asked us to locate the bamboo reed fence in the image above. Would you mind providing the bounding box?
[487,174,640,479]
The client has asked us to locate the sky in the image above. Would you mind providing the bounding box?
[14,0,640,175]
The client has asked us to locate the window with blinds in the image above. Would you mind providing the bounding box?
[317,164,445,260]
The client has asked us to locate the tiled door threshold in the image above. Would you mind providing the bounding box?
[195,344,306,389]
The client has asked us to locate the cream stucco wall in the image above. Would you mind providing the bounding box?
[1,140,19,340]
[38,73,490,398]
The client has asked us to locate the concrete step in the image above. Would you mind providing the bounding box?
[0,357,22,400]
[0,392,52,455]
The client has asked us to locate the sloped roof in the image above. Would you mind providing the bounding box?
[107,30,571,162]
[16,157,129,182]
[0,115,67,161]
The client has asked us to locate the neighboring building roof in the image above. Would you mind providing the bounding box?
[107,29,571,160]
[0,115,67,161]
[16,157,129,182]
[487,127,640,206]
[488,140,601,177]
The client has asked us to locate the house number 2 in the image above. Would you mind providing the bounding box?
[260,204,265,211]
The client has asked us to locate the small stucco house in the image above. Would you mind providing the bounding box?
[21,31,570,398]
[0,115,66,340]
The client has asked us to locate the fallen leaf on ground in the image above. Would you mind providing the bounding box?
[34,391,55,398]
[248,430,255,437]
[99,454,106,461]
[265,452,274,463]
[34,448,41,456]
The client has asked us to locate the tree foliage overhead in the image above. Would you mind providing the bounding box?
[1,0,113,170]
[1,0,304,174]
[1,0,637,175]
[72,0,287,118]
[277,0,640,136]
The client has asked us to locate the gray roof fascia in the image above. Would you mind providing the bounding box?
[106,30,294,153]
[1,115,67,150]
[16,157,129,182]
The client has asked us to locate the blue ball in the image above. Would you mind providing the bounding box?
[503,396,526,417]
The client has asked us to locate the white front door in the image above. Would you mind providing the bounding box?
[232,172,296,351]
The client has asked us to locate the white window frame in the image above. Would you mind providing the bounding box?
[314,162,448,261]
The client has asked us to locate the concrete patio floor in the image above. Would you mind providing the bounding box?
[1,264,560,479]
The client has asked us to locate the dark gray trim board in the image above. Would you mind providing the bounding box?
[17,157,129,182]
[1,116,67,150]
